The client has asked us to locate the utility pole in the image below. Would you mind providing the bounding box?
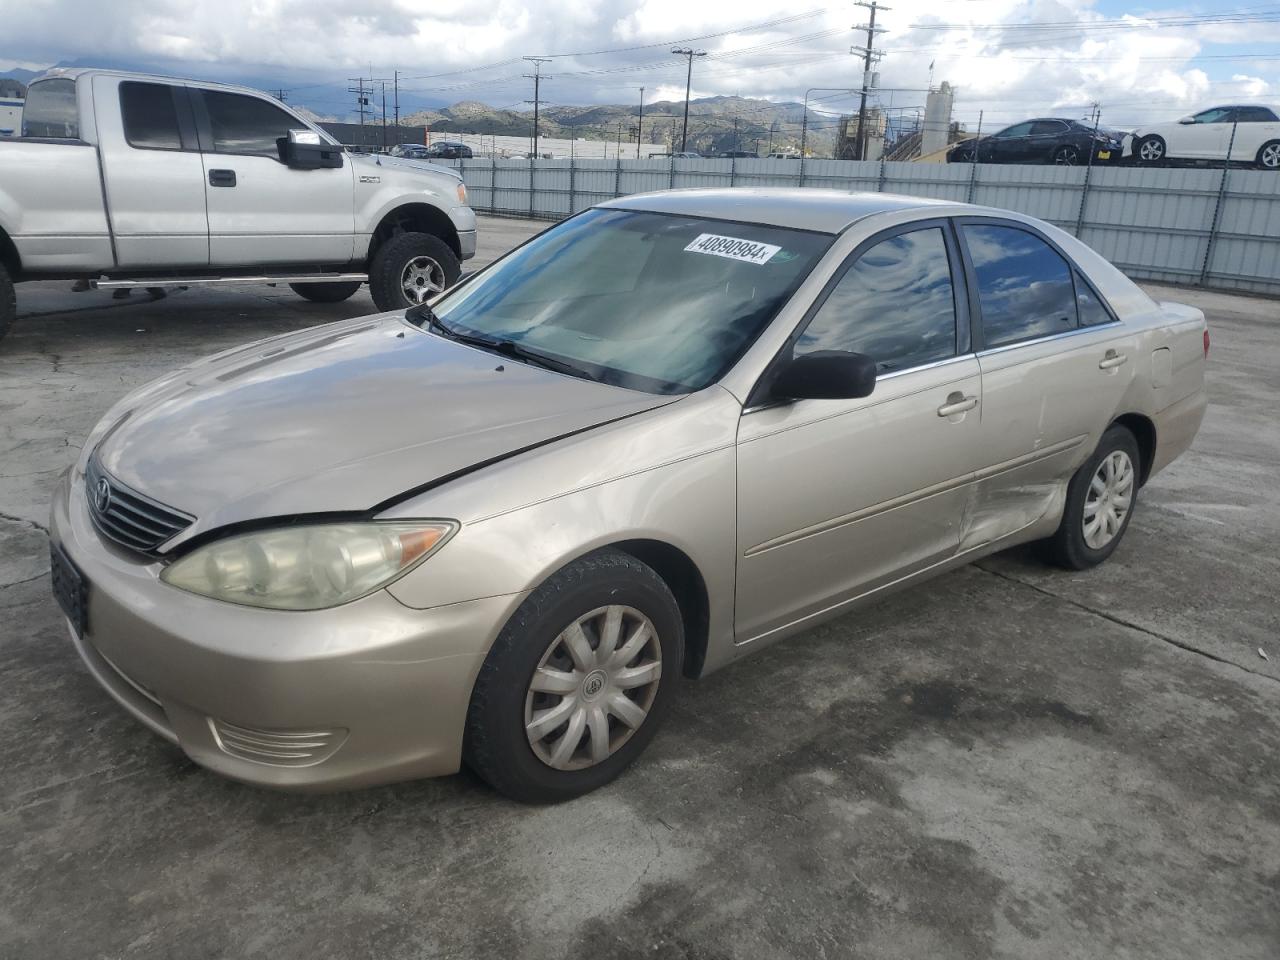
[393,70,400,130]
[637,87,645,158]
[732,117,740,155]
[616,120,624,157]
[523,57,552,159]
[852,1,888,161]
[671,47,707,153]
[348,77,369,127]
[380,81,388,150]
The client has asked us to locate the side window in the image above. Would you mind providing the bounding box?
[964,224,1078,348]
[1193,108,1232,124]
[1030,120,1067,136]
[120,82,182,150]
[796,227,958,373]
[22,78,79,139]
[1075,272,1115,327]
[994,122,1034,139]
[201,91,297,157]
[1236,107,1277,123]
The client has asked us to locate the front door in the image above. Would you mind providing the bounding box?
[735,222,983,643]
[955,220,1141,549]
[191,88,355,267]
[987,122,1036,163]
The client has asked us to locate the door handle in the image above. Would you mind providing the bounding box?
[208,168,237,187]
[937,392,979,418]
[1098,350,1128,370]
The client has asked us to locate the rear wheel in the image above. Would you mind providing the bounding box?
[0,261,14,344]
[464,549,683,803]
[1041,425,1141,570]
[367,232,460,312]
[289,281,362,303]
[1257,140,1280,171]
[1137,135,1166,165]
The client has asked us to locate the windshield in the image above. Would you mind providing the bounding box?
[425,208,832,394]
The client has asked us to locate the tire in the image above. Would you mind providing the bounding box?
[1053,144,1080,165]
[1041,424,1141,570]
[1136,135,1166,165]
[367,231,460,312]
[1257,140,1280,171]
[0,260,13,344]
[464,549,684,804]
[289,281,362,303]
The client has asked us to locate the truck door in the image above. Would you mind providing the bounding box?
[190,88,355,267]
[91,74,210,268]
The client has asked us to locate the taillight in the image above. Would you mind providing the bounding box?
[1203,328,1210,357]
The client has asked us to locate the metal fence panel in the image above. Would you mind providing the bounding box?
[444,158,1279,296]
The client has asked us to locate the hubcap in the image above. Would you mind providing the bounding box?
[1140,140,1163,161]
[1083,450,1135,550]
[1056,147,1078,165]
[524,605,662,771]
[1263,144,1280,169]
[400,256,445,305]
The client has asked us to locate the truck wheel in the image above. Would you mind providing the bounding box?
[368,232,460,312]
[0,261,14,344]
[289,281,362,303]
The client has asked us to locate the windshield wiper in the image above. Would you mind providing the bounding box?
[412,306,599,383]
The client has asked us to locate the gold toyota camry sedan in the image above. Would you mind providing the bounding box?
[50,189,1208,802]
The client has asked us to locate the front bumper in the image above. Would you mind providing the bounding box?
[50,468,523,791]
[457,228,477,261]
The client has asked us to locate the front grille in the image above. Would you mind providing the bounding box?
[85,454,194,555]
[208,718,348,767]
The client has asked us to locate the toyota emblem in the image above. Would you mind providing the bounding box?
[94,477,112,514]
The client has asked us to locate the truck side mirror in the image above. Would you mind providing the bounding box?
[278,129,344,169]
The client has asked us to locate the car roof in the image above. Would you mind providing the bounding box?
[600,188,954,235]
[31,67,283,101]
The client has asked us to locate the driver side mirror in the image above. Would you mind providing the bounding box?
[1178,116,1196,125]
[278,129,344,169]
[770,351,877,402]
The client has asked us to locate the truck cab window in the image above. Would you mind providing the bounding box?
[120,82,182,150]
[201,91,297,158]
[22,79,79,139]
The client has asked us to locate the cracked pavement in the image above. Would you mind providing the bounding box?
[1,217,1277,959]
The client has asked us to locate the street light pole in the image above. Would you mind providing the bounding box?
[671,47,706,153]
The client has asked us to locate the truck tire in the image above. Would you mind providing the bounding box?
[0,261,14,344]
[289,281,362,303]
[368,232,460,312]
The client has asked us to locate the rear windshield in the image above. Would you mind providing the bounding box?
[22,78,79,139]
[428,208,833,394]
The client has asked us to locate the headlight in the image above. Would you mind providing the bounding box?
[456,181,468,205]
[160,521,456,610]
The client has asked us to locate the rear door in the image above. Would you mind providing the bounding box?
[1227,106,1280,161]
[956,219,1140,549]
[190,88,355,266]
[91,74,209,268]
[1028,120,1070,162]
[735,221,984,642]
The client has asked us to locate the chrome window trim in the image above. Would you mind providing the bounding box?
[742,352,978,415]
[975,319,1123,358]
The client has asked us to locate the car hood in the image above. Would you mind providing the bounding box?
[353,153,461,180]
[94,316,673,541]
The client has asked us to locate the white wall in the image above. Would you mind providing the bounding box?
[0,100,22,137]
[426,130,667,160]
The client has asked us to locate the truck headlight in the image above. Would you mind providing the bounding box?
[161,521,456,610]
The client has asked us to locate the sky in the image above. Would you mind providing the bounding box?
[1,0,1278,134]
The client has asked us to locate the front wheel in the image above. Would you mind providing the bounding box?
[1137,135,1166,165]
[464,549,683,803]
[1257,140,1280,171]
[367,232,460,311]
[0,261,13,343]
[1053,144,1080,165]
[1041,425,1141,570]
[289,280,362,303]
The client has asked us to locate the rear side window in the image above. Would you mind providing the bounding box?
[964,224,1077,348]
[797,227,958,373]
[1075,273,1115,327]
[1030,120,1068,135]
[1235,106,1278,123]
[22,78,79,139]
[120,82,182,150]
[202,91,297,157]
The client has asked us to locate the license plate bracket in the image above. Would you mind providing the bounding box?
[51,544,89,638]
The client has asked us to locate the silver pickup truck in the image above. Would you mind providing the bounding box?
[0,69,478,341]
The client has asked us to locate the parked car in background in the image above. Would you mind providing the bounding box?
[718,150,757,159]
[947,118,1127,165]
[1125,105,1280,169]
[649,151,701,159]
[425,141,474,160]
[0,68,478,340]
[388,143,431,159]
[52,188,1207,802]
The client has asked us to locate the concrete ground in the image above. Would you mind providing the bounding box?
[1,217,1277,959]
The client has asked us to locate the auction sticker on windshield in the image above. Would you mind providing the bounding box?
[684,233,782,266]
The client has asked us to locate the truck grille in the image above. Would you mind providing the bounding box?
[85,454,194,555]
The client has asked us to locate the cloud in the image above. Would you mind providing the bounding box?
[2,0,1277,129]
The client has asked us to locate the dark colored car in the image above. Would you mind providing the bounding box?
[389,143,431,159]
[426,141,474,160]
[946,118,1127,166]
